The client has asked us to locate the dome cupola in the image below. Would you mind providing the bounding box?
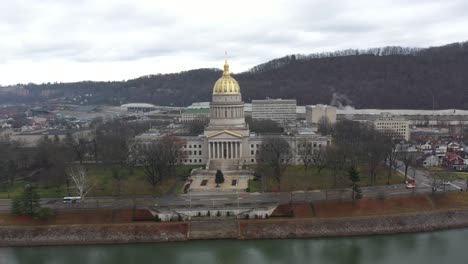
[212,60,240,95]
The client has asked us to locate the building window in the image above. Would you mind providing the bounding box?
[251,144,254,148]
[199,144,202,148]
[251,159,254,162]
[189,159,192,162]
[199,159,202,162]
[251,150,254,155]
[199,151,202,155]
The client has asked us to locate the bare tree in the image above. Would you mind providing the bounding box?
[317,116,333,135]
[325,145,347,188]
[385,138,400,185]
[297,142,314,172]
[67,165,94,199]
[312,146,328,174]
[398,144,418,180]
[256,136,291,191]
[430,171,452,193]
[140,135,186,189]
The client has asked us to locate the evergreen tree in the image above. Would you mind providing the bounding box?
[11,184,41,216]
[348,166,363,201]
[215,170,224,187]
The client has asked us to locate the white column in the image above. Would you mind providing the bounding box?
[215,142,218,159]
[233,142,236,158]
[239,142,242,159]
[226,142,229,159]
[232,142,235,159]
[228,142,232,159]
[209,142,211,159]
[222,142,225,159]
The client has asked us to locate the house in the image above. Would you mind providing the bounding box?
[444,152,465,166]
[447,141,464,153]
[419,141,433,154]
[434,144,447,159]
[422,154,440,167]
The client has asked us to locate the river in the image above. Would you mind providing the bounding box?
[1,228,467,264]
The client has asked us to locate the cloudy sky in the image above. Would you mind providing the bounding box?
[1,0,467,85]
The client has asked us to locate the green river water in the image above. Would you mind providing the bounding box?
[0,228,467,264]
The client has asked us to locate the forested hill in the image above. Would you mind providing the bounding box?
[2,41,468,109]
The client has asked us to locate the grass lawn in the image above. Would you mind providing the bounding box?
[0,164,197,199]
[257,165,405,192]
[449,172,468,180]
[247,179,262,192]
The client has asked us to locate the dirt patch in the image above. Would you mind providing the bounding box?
[271,203,314,218]
[0,209,153,226]
[313,196,433,218]
[429,192,468,209]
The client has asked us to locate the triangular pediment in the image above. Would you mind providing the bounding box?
[207,130,242,139]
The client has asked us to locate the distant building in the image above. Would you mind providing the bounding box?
[374,113,410,141]
[305,104,337,124]
[181,108,210,123]
[120,103,156,113]
[252,99,297,124]
[337,108,468,126]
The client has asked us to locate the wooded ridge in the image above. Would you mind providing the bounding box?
[1,41,467,109]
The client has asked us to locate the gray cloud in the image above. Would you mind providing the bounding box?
[0,0,468,84]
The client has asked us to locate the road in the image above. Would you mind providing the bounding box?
[394,160,467,191]
[0,184,435,212]
[2,161,464,212]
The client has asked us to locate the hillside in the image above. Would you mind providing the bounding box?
[1,41,468,109]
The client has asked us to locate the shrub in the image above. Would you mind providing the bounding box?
[35,208,54,220]
[246,187,250,192]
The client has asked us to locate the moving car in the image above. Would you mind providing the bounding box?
[63,197,81,204]
[405,180,416,189]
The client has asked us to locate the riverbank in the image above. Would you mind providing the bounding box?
[2,193,468,247]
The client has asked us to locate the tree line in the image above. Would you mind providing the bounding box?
[255,119,418,195]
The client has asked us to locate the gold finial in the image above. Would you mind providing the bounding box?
[223,51,230,76]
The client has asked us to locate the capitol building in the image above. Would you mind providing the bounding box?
[135,60,331,172]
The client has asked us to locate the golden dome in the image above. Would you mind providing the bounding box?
[213,60,240,95]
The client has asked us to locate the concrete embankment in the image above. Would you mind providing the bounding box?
[0,222,188,247]
[240,209,468,239]
[1,208,468,247]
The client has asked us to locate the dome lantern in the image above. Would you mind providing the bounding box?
[213,60,240,95]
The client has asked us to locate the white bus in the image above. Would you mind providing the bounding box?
[63,197,82,204]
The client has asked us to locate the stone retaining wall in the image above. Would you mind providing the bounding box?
[0,222,188,247]
[1,208,468,247]
[240,209,468,239]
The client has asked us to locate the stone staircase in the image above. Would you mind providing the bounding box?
[208,159,239,171]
